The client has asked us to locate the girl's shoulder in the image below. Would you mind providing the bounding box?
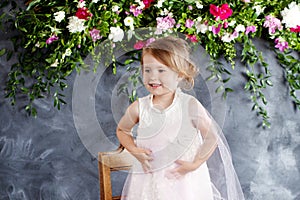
[179,91,206,113]
[179,91,199,104]
[137,93,152,107]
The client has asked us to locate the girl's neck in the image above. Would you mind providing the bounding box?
[152,91,176,110]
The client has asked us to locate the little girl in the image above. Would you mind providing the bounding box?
[116,36,245,200]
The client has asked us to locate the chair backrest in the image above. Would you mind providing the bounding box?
[98,145,134,200]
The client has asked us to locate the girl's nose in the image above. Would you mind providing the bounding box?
[148,72,157,81]
[149,75,156,81]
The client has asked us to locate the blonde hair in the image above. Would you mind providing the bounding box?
[141,36,198,89]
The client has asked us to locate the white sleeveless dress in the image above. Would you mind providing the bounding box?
[121,89,214,200]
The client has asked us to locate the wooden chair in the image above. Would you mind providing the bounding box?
[98,145,134,200]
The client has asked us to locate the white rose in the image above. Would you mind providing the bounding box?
[137,2,145,10]
[281,2,300,28]
[195,21,208,34]
[235,24,245,33]
[253,5,265,16]
[135,0,145,9]
[112,5,119,12]
[54,11,65,23]
[124,16,134,30]
[67,16,87,33]
[108,27,124,42]
[195,1,203,9]
[221,33,233,43]
[77,1,86,8]
[156,0,164,8]
[228,20,236,27]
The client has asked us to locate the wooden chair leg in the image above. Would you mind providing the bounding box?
[99,155,112,200]
[98,146,133,200]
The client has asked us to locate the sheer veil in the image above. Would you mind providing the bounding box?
[202,105,245,200]
[189,41,245,200]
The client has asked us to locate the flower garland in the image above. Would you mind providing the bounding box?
[0,0,299,127]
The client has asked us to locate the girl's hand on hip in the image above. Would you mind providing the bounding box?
[165,160,197,179]
[130,147,153,173]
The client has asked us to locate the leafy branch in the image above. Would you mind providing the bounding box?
[117,51,143,103]
[206,60,234,99]
[276,51,300,109]
[242,37,273,128]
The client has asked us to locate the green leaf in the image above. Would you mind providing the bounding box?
[215,85,224,93]
[206,74,216,81]
[103,11,112,20]
[222,78,230,83]
[266,80,273,86]
[225,88,234,93]
[262,96,267,105]
[26,0,42,10]
[0,48,6,57]
[124,59,134,65]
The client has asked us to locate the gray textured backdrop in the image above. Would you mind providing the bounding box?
[1,8,300,200]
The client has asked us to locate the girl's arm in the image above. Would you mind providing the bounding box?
[189,97,218,169]
[116,100,139,152]
[116,100,153,172]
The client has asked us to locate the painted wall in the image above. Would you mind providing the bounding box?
[0,5,299,200]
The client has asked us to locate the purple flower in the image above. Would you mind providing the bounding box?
[223,21,229,28]
[245,25,257,34]
[155,15,176,34]
[185,19,194,28]
[130,5,142,17]
[46,35,59,44]
[212,24,222,34]
[275,38,288,52]
[89,28,102,42]
[146,38,155,46]
[231,30,239,39]
[263,15,283,34]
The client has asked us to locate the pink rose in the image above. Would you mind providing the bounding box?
[185,19,194,28]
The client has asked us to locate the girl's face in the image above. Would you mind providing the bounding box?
[142,53,180,97]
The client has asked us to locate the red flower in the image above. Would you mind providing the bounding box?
[290,25,300,33]
[143,0,154,9]
[76,7,93,20]
[210,4,219,17]
[210,4,232,20]
[186,34,198,43]
[134,41,145,50]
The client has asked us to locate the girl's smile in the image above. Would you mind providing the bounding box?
[148,83,162,89]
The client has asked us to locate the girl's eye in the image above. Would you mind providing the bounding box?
[158,70,165,73]
[144,69,150,73]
